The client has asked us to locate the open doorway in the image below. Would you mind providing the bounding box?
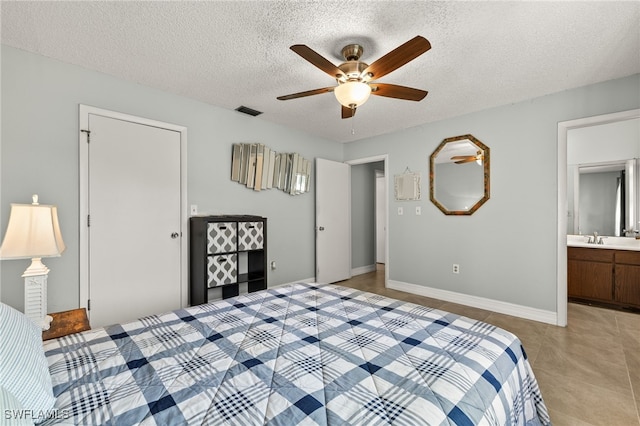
[557,108,640,326]
[347,155,389,286]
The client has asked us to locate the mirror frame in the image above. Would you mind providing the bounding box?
[429,134,490,215]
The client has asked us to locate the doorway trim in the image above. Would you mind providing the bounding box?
[346,154,389,286]
[78,105,188,310]
[557,108,639,327]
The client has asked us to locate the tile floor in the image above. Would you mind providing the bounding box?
[339,267,640,426]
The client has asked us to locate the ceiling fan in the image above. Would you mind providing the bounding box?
[277,36,431,119]
[451,150,483,164]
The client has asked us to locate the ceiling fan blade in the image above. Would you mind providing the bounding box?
[290,45,346,79]
[277,87,335,101]
[370,83,428,101]
[342,105,356,119]
[361,36,431,81]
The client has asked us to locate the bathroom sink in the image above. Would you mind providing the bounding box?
[601,236,640,247]
[567,235,640,250]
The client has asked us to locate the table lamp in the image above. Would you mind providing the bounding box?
[0,195,65,330]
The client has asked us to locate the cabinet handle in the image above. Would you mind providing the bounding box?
[219,226,227,230]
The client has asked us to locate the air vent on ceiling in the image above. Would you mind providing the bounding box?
[235,106,263,117]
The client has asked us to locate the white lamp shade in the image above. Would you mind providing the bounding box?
[334,81,372,108]
[0,203,66,259]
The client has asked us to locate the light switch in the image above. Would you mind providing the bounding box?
[398,207,404,216]
[416,206,421,215]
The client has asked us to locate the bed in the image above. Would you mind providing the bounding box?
[12,283,551,425]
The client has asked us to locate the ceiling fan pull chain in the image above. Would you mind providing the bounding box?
[351,105,356,135]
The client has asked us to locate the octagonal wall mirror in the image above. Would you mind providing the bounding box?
[430,134,490,215]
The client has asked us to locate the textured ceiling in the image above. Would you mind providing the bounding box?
[2,1,639,143]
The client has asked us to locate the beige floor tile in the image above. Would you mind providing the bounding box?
[565,313,622,338]
[568,302,618,326]
[617,310,640,330]
[621,327,640,350]
[485,312,548,354]
[542,324,625,360]
[535,368,639,426]
[625,347,640,408]
[436,302,493,322]
[535,336,631,395]
[547,409,598,426]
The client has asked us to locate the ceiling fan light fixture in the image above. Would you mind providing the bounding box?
[334,81,371,108]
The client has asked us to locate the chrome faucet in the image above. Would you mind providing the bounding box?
[588,232,603,244]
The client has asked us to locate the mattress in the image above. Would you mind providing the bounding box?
[42,283,551,425]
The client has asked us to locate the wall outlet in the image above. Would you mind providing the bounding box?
[398,207,404,215]
[190,204,198,215]
[270,261,277,270]
[452,264,460,274]
[415,206,421,215]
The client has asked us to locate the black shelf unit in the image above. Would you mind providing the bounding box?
[189,215,267,305]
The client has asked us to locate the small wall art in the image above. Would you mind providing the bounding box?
[394,167,421,201]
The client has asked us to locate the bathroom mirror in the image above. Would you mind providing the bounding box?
[429,134,490,215]
[567,117,640,236]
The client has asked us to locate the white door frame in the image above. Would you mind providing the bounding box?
[557,108,639,327]
[346,154,389,286]
[375,169,386,264]
[79,105,188,310]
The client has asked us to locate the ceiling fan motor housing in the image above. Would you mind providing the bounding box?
[337,61,368,82]
[337,44,370,82]
[341,44,364,61]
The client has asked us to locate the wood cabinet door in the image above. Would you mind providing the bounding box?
[568,259,613,301]
[614,264,640,307]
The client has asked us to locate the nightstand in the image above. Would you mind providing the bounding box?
[42,308,91,340]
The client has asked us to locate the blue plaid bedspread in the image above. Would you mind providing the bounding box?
[42,283,551,425]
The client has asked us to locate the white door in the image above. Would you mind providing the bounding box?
[376,171,386,264]
[315,158,351,283]
[87,114,182,327]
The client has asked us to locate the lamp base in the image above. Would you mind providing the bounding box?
[22,257,50,277]
[23,259,52,331]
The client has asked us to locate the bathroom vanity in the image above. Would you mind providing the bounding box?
[568,236,640,310]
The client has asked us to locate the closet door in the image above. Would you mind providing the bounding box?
[87,113,182,327]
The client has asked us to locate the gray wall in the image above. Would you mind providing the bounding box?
[1,45,342,312]
[2,43,638,317]
[351,161,384,270]
[344,74,640,312]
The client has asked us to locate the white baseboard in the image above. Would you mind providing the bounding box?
[351,264,376,276]
[388,280,558,325]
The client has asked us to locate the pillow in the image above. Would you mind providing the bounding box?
[0,386,33,425]
[0,302,55,423]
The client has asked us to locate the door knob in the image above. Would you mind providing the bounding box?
[171,232,179,239]
[318,226,325,231]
